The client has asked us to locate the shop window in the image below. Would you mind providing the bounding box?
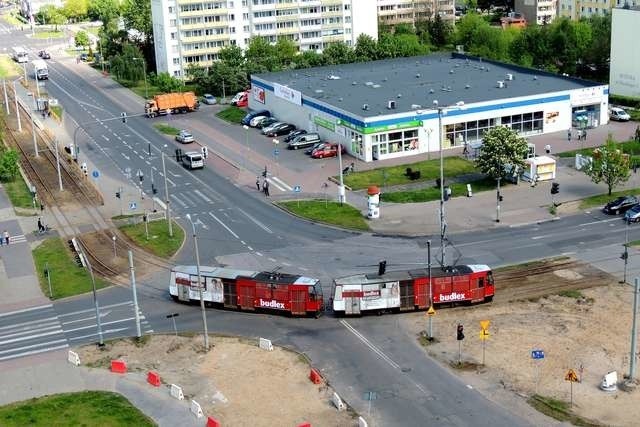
[533,120,543,131]
[404,129,418,139]
[389,131,402,141]
[523,112,533,121]
[534,111,543,119]
[389,141,402,153]
[501,116,511,124]
[379,143,388,155]
[478,119,488,128]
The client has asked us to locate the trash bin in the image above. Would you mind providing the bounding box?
[367,186,380,219]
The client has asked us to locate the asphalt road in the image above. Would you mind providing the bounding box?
[3,28,640,427]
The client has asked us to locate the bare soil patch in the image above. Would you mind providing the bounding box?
[404,259,638,426]
[77,335,356,427]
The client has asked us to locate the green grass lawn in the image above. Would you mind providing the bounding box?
[278,200,369,231]
[32,238,108,299]
[343,157,477,190]
[578,187,640,209]
[216,106,246,124]
[3,176,35,209]
[33,30,64,39]
[0,391,155,427]
[381,176,497,203]
[49,105,63,121]
[558,139,640,158]
[527,394,599,427]
[118,220,184,258]
[154,123,180,135]
[0,54,21,78]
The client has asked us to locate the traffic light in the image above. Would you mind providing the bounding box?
[121,112,127,123]
[457,324,465,341]
[152,184,157,195]
[201,146,208,159]
[115,191,121,199]
[498,194,503,202]
[551,182,560,195]
[443,186,451,201]
[621,250,628,261]
[378,260,387,276]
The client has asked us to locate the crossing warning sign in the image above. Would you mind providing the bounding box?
[565,369,579,382]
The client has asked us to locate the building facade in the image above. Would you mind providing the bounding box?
[151,0,378,77]
[558,0,639,19]
[514,0,557,25]
[377,0,455,26]
[250,53,608,163]
[609,6,640,98]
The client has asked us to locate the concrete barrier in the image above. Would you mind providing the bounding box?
[67,350,80,366]
[110,360,127,374]
[147,371,161,387]
[331,392,345,411]
[358,416,368,427]
[259,337,273,351]
[206,416,221,427]
[190,400,204,418]
[309,368,322,385]
[170,384,184,400]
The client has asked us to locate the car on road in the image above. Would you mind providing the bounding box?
[311,142,346,159]
[284,129,307,142]
[241,109,271,126]
[38,50,50,59]
[603,195,638,215]
[255,117,278,129]
[264,123,296,137]
[287,133,321,150]
[625,204,640,223]
[202,94,217,105]
[609,107,631,122]
[175,130,195,144]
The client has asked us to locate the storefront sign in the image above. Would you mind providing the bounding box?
[314,116,336,131]
[338,119,422,134]
[570,86,605,107]
[252,86,265,104]
[273,83,302,106]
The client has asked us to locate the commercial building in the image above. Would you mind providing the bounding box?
[377,0,455,26]
[558,0,638,19]
[609,6,640,98]
[250,52,609,162]
[151,0,378,78]
[513,0,557,25]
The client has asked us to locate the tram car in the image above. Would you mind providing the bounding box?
[170,266,323,316]
[332,264,494,315]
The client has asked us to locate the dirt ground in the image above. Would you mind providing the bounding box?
[77,335,356,427]
[402,264,639,427]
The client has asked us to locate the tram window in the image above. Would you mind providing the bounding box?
[487,272,494,285]
[478,277,484,288]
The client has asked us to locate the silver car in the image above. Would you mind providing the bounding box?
[202,94,217,105]
[261,122,284,135]
[175,130,195,144]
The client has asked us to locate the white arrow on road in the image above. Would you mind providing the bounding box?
[121,153,130,160]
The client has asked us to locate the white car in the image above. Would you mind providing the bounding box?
[610,107,631,122]
[175,130,195,144]
[202,94,217,105]
[249,115,267,127]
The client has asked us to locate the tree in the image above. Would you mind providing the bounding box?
[354,34,379,61]
[294,50,324,69]
[219,45,245,68]
[151,72,183,93]
[427,14,453,49]
[583,135,631,195]
[75,31,90,48]
[245,37,278,73]
[62,0,88,21]
[322,41,354,65]
[37,5,66,31]
[109,43,145,82]
[0,149,19,182]
[275,38,298,68]
[88,0,120,29]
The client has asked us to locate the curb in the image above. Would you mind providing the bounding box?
[271,199,364,235]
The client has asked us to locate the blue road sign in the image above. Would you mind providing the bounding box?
[293,185,301,193]
[531,350,545,360]
[129,202,137,211]
[92,170,99,178]
[274,148,280,156]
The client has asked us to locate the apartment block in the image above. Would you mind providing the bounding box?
[514,0,557,25]
[558,0,639,19]
[609,6,640,98]
[377,0,455,26]
[151,0,378,77]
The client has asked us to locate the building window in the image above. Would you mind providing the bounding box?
[371,129,419,156]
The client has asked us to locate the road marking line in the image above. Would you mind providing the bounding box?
[238,208,273,234]
[154,197,167,210]
[194,189,212,203]
[256,252,263,257]
[208,212,239,239]
[247,246,253,251]
[121,153,130,161]
[64,316,145,334]
[101,135,109,141]
[0,328,64,346]
[271,176,293,191]
[0,344,69,361]
[267,178,286,192]
[340,320,401,370]
[57,301,132,318]
[167,177,176,187]
[0,324,61,340]
[0,304,52,318]
[68,327,129,341]
[170,194,188,208]
[466,384,474,389]
[0,316,59,331]
[0,339,68,356]
[577,217,621,227]
[268,257,277,262]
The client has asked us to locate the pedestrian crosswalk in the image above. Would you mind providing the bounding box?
[0,234,27,245]
[0,300,153,362]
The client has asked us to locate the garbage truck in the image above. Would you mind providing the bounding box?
[32,59,49,80]
[145,92,199,118]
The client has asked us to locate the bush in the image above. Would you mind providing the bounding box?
[610,94,640,109]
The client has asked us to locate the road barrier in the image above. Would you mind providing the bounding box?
[190,400,204,418]
[147,371,161,387]
[297,423,311,427]
[309,368,322,385]
[67,350,80,366]
[332,392,345,411]
[170,384,184,400]
[110,360,127,374]
[206,416,221,427]
[358,416,368,427]
[259,337,273,351]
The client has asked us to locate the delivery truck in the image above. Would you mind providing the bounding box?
[32,59,49,80]
[145,92,199,118]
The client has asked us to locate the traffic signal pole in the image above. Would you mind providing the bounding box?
[629,277,640,381]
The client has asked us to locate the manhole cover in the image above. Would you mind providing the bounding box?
[401,367,412,373]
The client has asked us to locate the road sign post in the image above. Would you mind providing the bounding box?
[166,313,179,336]
[294,185,301,207]
[565,369,579,407]
[531,349,545,393]
[479,320,490,365]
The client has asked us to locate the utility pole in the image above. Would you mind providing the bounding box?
[55,139,63,191]
[629,277,640,381]
[78,241,104,346]
[2,79,9,114]
[186,214,209,351]
[31,110,39,157]
[427,240,434,340]
[496,177,502,223]
[438,106,446,266]
[128,250,142,338]
[161,151,173,237]
[622,220,630,284]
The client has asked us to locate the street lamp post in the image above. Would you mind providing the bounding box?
[77,240,104,346]
[338,143,345,205]
[161,147,173,237]
[427,240,434,339]
[272,138,279,175]
[2,79,9,114]
[243,125,250,167]
[186,214,209,351]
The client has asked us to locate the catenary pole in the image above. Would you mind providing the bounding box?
[162,151,173,237]
[630,277,640,380]
[128,250,142,338]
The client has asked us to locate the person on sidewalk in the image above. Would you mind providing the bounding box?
[37,218,45,233]
[567,128,572,142]
[256,176,261,191]
[582,129,587,141]
[3,230,9,246]
[264,180,270,197]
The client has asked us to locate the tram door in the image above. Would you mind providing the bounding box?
[345,294,360,315]
[178,278,190,302]
[399,280,414,310]
[223,279,237,308]
[238,283,255,310]
[290,288,306,315]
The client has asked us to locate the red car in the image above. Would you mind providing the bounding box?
[311,143,346,159]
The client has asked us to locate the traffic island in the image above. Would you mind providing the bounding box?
[117,219,185,259]
[276,200,370,231]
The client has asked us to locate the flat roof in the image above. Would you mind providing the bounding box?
[254,52,601,118]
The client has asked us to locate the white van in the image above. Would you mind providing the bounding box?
[182,152,204,170]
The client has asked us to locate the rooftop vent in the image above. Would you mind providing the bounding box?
[429,88,435,94]
[328,74,340,80]
[383,77,388,82]
[315,89,324,94]
[387,100,396,110]
[449,69,454,74]
[533,75,538,80]
[497,81,505,88]
[416,73,421,78]
[362,104,369,111]
[365,81,374,86]
[506,73,514,81]
[372,84,381,88]
[486,68,490,72]
[465,84,471,89]
[411,104,422,109]
[338,97,343,102]
[352,81,358,85]
[397,93,402,98]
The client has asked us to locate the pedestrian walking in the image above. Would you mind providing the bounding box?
[256,176,261,191]
[634,162,638,174]
[3,230,9,246]
[567,128,572,142]
[635,125,640,142]
[37,218,44,233]
[582,129,587,141]
[264,180,270,197]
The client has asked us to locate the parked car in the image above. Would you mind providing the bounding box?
[249,116,268,127]
[38,50,50,59]
[305,142,327,155]
[264,123,296,137]
[231,91,249,107]
[284,129,307,142]
[255,117,278,129]
[261,122,285,135]
[625,204,640,223]
[609,107,631,122]
[311,142,346,159]
[287,133,321,150]
[175,130,195,144]
[202,94,217,105]
[79,53,89,61]
[242,110,271,126]
[603,196,638,215]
